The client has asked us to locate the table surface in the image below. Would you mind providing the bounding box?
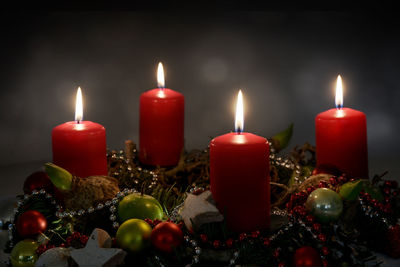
[0,162,399,266]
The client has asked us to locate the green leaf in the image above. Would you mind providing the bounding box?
[339,179,384,202]
[339,180,365,201]
[271,123,293,152]
[44,162,72,191]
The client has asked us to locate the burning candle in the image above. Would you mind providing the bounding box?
[210,90,270,232]
[139,62,184,166]
[315,75,368,178]
[52,87,108,178]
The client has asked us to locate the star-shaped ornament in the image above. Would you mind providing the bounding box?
[70,228,126,267]
[180,190,224,230]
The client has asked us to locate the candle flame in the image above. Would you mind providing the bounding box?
[235,90,244,133]
[335,75,343,109]
[75,87,83,123]
[157,62,165,88]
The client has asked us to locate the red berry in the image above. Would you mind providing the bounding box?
[306,215,315,223]
[321,246,330,255]
[313,223,322,232]
[318,233,327,242]
[329,177,337,186]
[273,248,280,258]
[72,232,81,239]
[263,238,271,246]
[383,187,391,195]
[80,235,89,244]
[226,238,234,247]
[251,231,260,238]
[239,233,247,241]
[66,236,73,246]
[213,240,221,249]
[200,234,208,243]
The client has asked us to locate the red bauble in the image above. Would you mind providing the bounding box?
[23,171,53,194]
[151,221,183,253]
[293,246,323,267]
[16,210,47,238]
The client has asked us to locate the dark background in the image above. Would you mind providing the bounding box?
[0,4,399,195]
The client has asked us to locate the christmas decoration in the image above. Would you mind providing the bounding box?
[4,128,400,266]
[44,163,119,210]
[35,247,73,267]
[305,188,343,223]
[10,239,39,267]
[116,219,152,253]
[151,221,183,253]
[292,246,323,267]
[23,171,53,195]
[117,192,164,222]
[179,190,223,230]
[16,210,47,238]
[70,228,127,267]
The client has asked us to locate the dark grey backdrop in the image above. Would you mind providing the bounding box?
[1,10,399,191]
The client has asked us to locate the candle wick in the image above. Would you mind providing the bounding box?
[336,105,343,110]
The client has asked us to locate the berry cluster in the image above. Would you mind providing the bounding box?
[197,230,264,249]
[36,232,89,255]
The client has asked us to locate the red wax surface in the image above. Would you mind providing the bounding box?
[139,88,184,166]
[315,107,368,178]
[210,132,270,232]
[52,121,107,178]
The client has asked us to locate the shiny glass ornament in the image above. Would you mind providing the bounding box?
[10,239,39,267]
[305,188,343,223]
[116,218,152,253]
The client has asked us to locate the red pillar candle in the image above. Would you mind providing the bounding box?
[139,62,184,166]
[210,90,270,232]
[315,75,368,178]
[52,87,107,178]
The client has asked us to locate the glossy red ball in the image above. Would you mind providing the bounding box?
[151,221,183,253]
[23,171,53,194]
[293,246,323,267]
[16,210,47,238]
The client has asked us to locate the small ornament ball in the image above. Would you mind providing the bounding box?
[305,188,343,223]
[151,221,183,253]
[10,239,39,267]
[116,218,152,253]
[292,246,323,267]
[16,210,47,238]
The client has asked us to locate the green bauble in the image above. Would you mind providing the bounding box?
[10,239,39,267]
[116,218,152,253]
[306,188,343,223]
[118,193,164,223]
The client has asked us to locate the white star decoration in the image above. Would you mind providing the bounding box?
[180,190,224,230]
[70,228,126,267]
